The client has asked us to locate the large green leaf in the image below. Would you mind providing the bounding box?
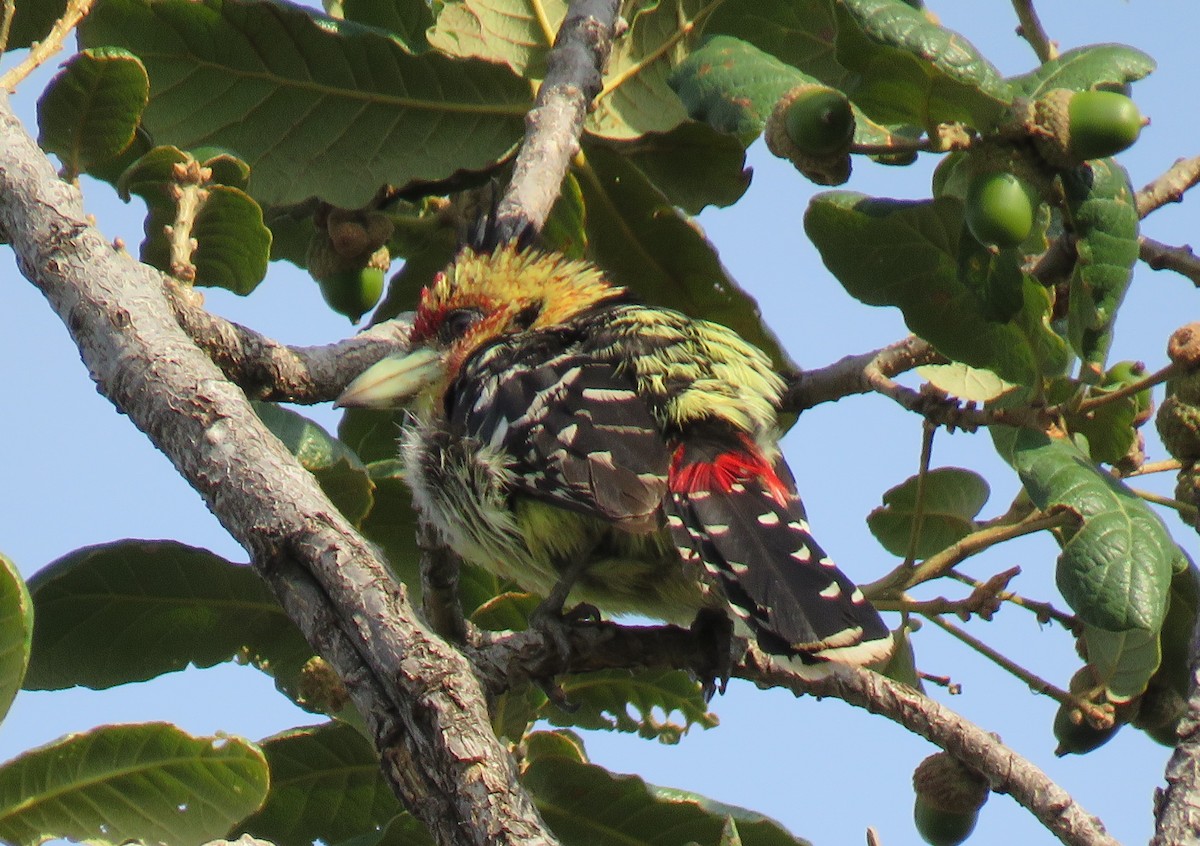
[804,192,1068,385]
[1062,159,1140,379]
[428,0,702,139]
[427,0,561,76]
[0,554,32,724]
[585,0,707,139]
[1082,624,1160,703]
[6,0,69,50]
[1009,44,1156,99]
[36,48,150,180]
[998,429,1183,633]
[668,35,904,150]
[1151,564,1200,700]
[703,0,846,89]
[24,540,315,696]
[238,723,402,846]
[341,0,433,52]
[522,733,811,846]
[591,122,752,214]
[578,145,792,373]
[834,0,1012,129]
[867,467,990,559]
[79,0,528,207]
[254,402,375,525]
[0,723,268,846]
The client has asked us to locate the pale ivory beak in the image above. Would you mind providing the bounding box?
[334,348,446,409]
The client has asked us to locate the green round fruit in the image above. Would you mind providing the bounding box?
[964,171,1034,248]
[1052,703,1119,756]
[319,266,385,323]
[783,88,855,157]
[1068,90,1144,161]
[914,797,979,846]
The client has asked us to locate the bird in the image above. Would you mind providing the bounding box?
[337,244,893,674]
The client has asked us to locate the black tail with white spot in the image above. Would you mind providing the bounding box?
[665,439,893,667]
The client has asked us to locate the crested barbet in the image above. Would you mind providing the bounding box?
[338,246,893,671]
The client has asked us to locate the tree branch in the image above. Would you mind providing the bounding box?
[1151,617,1200,845]
[1141,237,1200,287]
[0,92,558,846]
[1010,0,1057,63]
[493,0,620,242]
[166,281,411,403]
[1136,155,1200,217]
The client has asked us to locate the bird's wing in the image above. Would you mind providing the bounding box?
[448,339,670,529]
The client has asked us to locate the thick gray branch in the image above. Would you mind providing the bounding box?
[0,92,556,846]
[493,0,620,241]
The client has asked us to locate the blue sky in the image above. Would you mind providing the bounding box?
[2,2,1198,845]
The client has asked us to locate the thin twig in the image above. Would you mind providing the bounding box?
[925,614,1070,703]
[1142,237,1200,287]
[1123,458,1182,478]
[946,570,1080,632]
[864,507,1078,597]
[1010,0,1057,62]
[902,424,937,568]
[1066,361,1174,416]
[0,0,96,90]
[1137,155,1200,217]
[1132,488,1200,520]
[0,0,15,56]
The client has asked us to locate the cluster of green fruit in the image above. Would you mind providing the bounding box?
[306,206,393,323]
[772,84,1146,248]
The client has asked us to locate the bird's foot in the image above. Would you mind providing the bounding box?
[690,608,737,700]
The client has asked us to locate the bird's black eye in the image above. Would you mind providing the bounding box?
[438,307,484,344]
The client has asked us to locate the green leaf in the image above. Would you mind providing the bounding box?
[427,0,560,76]
[24,540,315,696]
[522,753,812,846]
[804,192,1068,385]
[1150,564,1200,699]
[586,0,709,139]
[1063,159,1140,379]
[668,36,906,150]
[867,467,990,559]
[543,670,719,744]
[0,554,32,723]
[118,145,273,294]
[341,0,433,52]
[1052,373,1141,467]
[80,0,528,207]
[36,48,150,179]
[703,0,846,90]
[6,0,68,50]
[254,402,375,525]
[1009,44,1156,99]
[670,35,818,144]
[238,723,402,846]
[542,173,588,258]
[1082,624,1160,703]
[0,723,269,846]
[833,0,1012,129]
[1002,429,1182,632]
[578,145,793,373]
[592,122,752,215]
[917,362,1015,402]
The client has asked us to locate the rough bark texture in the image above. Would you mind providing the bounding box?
[0,92,557,846]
